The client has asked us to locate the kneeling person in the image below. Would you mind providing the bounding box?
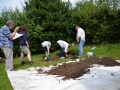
[41,41,51,61]
[57,40,69,59]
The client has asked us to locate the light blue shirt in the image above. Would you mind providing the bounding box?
[0,25,13,48]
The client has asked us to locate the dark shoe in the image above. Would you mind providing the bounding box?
[21,61,25,65]
[9,69,14,71]
[29,61,33,65]
[6,69,14,71]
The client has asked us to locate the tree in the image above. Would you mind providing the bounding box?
[72,0,120,44]
[24,0,73,52]
[0,8,29,56]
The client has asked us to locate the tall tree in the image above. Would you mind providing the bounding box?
[72,0,120,44]
[24,0,73,52]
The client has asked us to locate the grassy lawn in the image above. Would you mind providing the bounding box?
[0,44,120,89]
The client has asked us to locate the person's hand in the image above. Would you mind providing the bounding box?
[66,54,68,57]
[14,27,19,32]
[64,53,67,57]
[77,40,79,44]
[77,37,81,43]
[47,55,50,58]
[46,55,50,61]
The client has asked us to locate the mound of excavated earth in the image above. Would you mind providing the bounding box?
[38,57,120,79]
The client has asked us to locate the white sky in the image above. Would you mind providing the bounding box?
[0,0,79,11]
[0,0,25,11]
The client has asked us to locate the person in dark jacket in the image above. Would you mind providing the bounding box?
[19,25,33,65]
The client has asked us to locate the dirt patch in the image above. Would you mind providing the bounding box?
[38,57,120,80]
[41,51,76,62]
[41,56,60,62]
[65,51,76,59]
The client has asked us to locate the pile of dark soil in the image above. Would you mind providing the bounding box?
[100,57,120,66]
[38,57,120,80]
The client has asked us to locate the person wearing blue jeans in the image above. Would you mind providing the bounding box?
[57,40,69,59]
[75,26,85,57]
[57,43,64,57]
[78,39,85,56]
[41,41,51,61]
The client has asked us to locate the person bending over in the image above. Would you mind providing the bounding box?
[41,41,51,61]
[57,40,69,59]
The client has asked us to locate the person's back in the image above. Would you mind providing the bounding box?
[41,41,51,48]
[77,27,85,40]
[19,31,29,46]
[57,40,69,48]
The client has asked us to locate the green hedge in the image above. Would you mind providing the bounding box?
[0,0,120,57]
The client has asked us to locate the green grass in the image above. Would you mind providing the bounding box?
[0,64,13,90]
[83,44,120,60]
[0,44,120,89]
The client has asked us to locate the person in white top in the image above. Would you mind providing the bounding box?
[75,26,85,57]
[41,41,51,60]
[57,40,69,59]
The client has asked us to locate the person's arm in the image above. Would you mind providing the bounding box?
[47,45,50,55]
[65,52,67,57]
[64,44,68,57]
[25,41,29,48]
[77,37,81,43]
[47,42,51,55]
[77,31,81,43]
[9,27,19,40]
[22,32,29,47]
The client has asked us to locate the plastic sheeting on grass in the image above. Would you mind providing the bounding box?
[7,65,120,90]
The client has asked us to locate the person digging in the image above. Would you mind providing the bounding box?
[41,41,51,61]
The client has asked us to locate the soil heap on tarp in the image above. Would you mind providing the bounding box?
[38,57,120,80]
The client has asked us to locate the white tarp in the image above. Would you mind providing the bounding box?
[7,64,120,90]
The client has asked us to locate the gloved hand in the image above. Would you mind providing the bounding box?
[46,55,50,61]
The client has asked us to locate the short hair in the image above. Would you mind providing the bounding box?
[75,26,79,30]
[20,25,27,32]
[6,20,14,26]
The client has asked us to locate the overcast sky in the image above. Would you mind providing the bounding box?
[0,0,79,11]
